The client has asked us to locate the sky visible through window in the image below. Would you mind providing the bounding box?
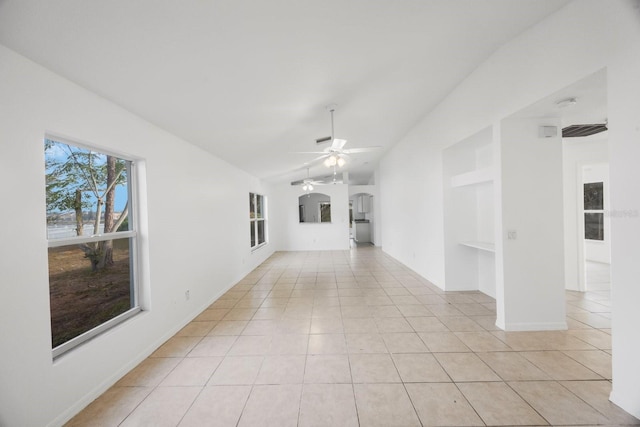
[45,139,129,239]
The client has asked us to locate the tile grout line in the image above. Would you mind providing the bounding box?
[72,247,628,426]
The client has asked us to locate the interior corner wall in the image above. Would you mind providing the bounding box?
[0,44,275,427]
[379,137,445,283]
[268,182,350,251]
[377,0,640,417]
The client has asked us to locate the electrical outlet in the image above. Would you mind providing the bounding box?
[185,290,190,301]
[507,230,517,240]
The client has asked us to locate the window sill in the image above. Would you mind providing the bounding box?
[251,242,268,252]
[52,306,142,360]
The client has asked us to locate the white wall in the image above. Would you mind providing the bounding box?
[607,4,640,413]
[562,136,609,290]
[269,183,350,251]
[349,185,377,198]
[371,170,383,247]
[0,44,274,427]
[378,0,640,417]
[498,117,566,331]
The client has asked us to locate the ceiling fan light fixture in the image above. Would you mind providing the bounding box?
[323,153,346,168]
[324,155,337,167]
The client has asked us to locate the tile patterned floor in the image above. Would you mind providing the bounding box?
[67,247,639,426]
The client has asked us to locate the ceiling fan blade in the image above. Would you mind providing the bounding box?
[303,154,330,163]
[342,146,382,154]
[291,176,332,186]
[331,138,347,150]
[314,153,331,161]
[298,154,332,168]
[315,136,332,144]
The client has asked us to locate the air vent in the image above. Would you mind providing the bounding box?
[315,136,331,144]
[562,124,608,138]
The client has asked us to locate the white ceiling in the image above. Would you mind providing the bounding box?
[0,0,571,183]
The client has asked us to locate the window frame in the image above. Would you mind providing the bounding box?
[250,192,267,250]
[45,135,142,359]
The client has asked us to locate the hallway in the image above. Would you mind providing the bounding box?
[68,247,637,426]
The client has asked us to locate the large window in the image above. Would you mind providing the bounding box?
[250,192,266,249]
[45,137,140,357]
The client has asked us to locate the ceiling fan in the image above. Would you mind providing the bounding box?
[298,105,381,168]
[291,167,343,191]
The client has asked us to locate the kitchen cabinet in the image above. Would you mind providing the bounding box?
[356,195,370,213]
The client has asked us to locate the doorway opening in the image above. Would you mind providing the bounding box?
[350,192,374,245]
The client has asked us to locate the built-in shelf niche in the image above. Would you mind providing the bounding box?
[450,167,493,188]
[443,126,497,297]
[460,241,495,252]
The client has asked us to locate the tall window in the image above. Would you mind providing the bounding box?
[250,193,266,249]
[320,202,331,223]
[45,137,140,357]
[584,182,604,241]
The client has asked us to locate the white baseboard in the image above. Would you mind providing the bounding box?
[609,390,640,420]
[503,321,568,331]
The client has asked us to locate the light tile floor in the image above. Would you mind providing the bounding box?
[67,247,640,426]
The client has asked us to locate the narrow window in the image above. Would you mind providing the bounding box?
[320,202,331,223]
[45,137,140,357]
[250,192,267,249]
[584,182,604,241]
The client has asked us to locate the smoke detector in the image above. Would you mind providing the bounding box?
[556,97,577,108]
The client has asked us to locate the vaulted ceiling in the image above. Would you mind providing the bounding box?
[0,0,570,183]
